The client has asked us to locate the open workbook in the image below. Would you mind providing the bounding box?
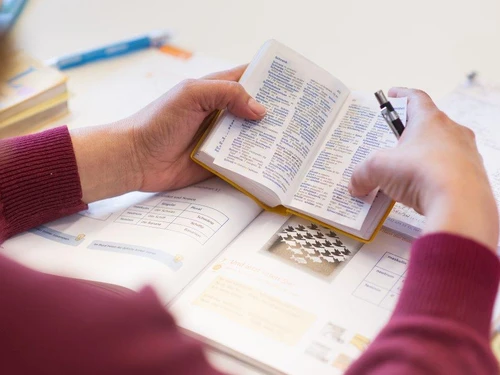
[193,40,407,242]
[1,177,413,374]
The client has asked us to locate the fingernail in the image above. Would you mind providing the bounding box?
[347,182,355,195]
[248,97,267,116]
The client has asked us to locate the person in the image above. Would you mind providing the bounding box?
[0,37,499,374]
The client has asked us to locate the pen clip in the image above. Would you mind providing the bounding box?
[381,107,400,139]
[381,107,390,121]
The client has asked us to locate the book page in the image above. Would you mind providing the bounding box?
[212,41,350,205]
[384,203,425,239]
[171,212,412,375]
[385,82,500,245]
[289,94,406,230]
[0,178,262,303]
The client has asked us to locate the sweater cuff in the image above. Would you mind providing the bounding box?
[394,233,500,337]
[0,126,87,241]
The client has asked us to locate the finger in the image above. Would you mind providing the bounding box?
[182,79,266,119]
[388,87,438,119]
[202,64,248,81]
[348,149,397,197]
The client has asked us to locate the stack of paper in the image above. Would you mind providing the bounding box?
[0,51,68,138]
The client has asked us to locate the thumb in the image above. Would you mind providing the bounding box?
[181,79,267,120]
[348,149,398,197]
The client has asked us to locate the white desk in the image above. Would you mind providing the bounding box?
[9,1,500,374]
[12,0,500,99]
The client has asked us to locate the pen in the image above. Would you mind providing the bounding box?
[46,30,171,70]
[374,90,405,139]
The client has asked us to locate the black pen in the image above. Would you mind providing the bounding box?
[374,90,405,139]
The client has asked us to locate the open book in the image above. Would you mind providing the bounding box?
[3,48,500,373]
[1,177,413,374]
[193,40,406,242]
[171,213,412,375]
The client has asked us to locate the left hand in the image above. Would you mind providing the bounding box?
[72,65,266,203]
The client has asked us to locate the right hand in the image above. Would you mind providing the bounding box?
[349,88,499,251]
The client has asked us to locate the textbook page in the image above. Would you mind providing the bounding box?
[385,82,500,244]
[384,203,425,239]
[0,178,262,303]
[171,212,412,375]
[213,41,350,206]
[289,94,405,230]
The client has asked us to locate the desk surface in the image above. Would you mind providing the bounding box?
[8,1,500,373]
[12,0,500,100]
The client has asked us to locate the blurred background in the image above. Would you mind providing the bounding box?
[4,2,500,372]
[11,0,500,99]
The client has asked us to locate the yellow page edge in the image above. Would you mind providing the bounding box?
[0,92,69,128]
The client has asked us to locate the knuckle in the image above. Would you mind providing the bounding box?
[178,78,197,90]
[405,88,429,101]
[425,110,449,127]
[223,80,243,94]
[366,150,387,171]
[413,89,433,105]
[222,82,246,107]
[460,125,476,140]
[411,89,431,99]
[406,89,436,113]
[432,110,450,123]
[174,78,206,109]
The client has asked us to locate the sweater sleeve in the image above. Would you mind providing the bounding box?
[346,233,500,375]
[0,126,224,374]
[0,254,225,375]
[0,126,87,243]
[2,128,499,374]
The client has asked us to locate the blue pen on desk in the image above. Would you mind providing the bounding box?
[46,30,171,70]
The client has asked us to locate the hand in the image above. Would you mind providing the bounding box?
[349,88,499,251]
[72,65,266,203]
[128,65,267,192]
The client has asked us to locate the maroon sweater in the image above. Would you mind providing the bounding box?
[0,126,499,374]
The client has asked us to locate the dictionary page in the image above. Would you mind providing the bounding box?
[0,178,262,304]
[212,40,350,207]
[288,94,405,231]
[171,212,412,375]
